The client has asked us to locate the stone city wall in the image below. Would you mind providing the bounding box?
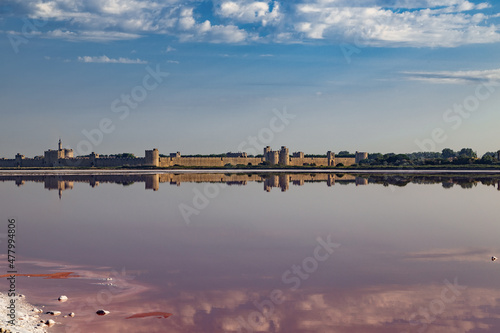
[287,157,356,167]
[0,159,18,168]
[288,157,329,166]
[334,157,357,166]
[160,157,263,167]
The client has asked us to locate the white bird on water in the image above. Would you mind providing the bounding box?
[492,256,497,262]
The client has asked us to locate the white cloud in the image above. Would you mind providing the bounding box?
[293,0,500,47]
[4,0,500,46]
[46,29,141,41]
[197,24,251,43]
[217,0,282,26]
[9,0,255,43]
[402,68,500,84]
[77,55,148,64]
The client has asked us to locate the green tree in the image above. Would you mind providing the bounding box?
[479,154,494,164]
[441,148,456,158]
[368,153,383,160]
[482,152,498,158]
[454,155,474,164]
[458,148,477,159]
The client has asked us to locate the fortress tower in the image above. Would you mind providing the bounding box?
[44,139,73,166]
[355,151,369,163]
[15,153,24,167]
[279,146,289,165]
[145,149,160,167]
[264,146,289,165]
[263,146,279,165]
[327,151,335,166]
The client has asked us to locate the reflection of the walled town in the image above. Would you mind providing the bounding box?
[1,173,500,198]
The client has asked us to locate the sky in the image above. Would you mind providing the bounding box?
[1,0,500,157]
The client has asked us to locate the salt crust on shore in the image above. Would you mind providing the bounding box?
[0,293,47,333]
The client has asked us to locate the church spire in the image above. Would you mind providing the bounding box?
[58,138,62,150]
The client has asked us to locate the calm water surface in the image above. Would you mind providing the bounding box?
[1,172,500,332]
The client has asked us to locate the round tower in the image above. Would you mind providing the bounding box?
[279,146,289,165]
[263,146,272,163]
[145,149,160,167]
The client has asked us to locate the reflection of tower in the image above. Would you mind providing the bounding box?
[272,175,279,188]
[327,174,335,187]
[145,174,160,191]
[89,177,99,188]
[355,177,368,186]
[264,175,288,192]
[279,174,289,192]
[264,178,271,192]
[44,177,74,199]
[264,175,279,192]
[293,179,304,186]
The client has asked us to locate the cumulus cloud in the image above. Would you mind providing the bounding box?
[402,68,500,84]
[3,0,500,46]
[217,0,282,26]
[293,0,500,47]
[77,55,148,64]
[6,0,254,43]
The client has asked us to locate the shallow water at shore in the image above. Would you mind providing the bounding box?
[1,172,500,332]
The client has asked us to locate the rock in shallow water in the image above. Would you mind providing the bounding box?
[45,319,56,327]
[96,309,110,316]
[58,295,68,302]
[46,311,61,316]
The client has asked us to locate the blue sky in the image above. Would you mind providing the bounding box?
[1,0,500,157]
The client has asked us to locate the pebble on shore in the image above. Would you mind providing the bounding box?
[57,296,68,302]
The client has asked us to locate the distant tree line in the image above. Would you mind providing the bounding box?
[358,148,499,166]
